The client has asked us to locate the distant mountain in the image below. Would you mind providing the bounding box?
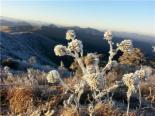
[0,16,40,32]
[0,32,57,67]
[112,31,155,43]
[0,16,31,27]
[34,25,155,57]
[0,17,155,70]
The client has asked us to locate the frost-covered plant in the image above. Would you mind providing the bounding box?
[47,30,152,114]
[122,67,152,115]
[54,30,84,73]
[53,30,106,108]
[83,53,104,91]
[52,30,134,106]
[102,33,133,75]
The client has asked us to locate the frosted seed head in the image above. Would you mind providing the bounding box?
[54,45,69,56]
[122,73,134,86]
[104,31,112,41]
[117,40,133,52]
[123,73,138,97]
[46,70,60,83]
[68,39,83,53]
[66,30,76,40]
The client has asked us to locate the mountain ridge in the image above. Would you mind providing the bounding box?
[0,17,155,70]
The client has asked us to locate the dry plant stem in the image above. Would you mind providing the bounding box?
[68,51,86,74]
[149,87,153,107]
[102,40,116,88]
[102,40,118,74]
[74,52,86,75]
[127,96,130,116]
[149,87,152,96]
[102,41,114,73]
[138,85,141,108]
[77,88,84,108]
[95,83,121,99]
[58,76,73,92]
[89,109,94,116]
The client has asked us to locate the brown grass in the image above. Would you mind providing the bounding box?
[59,107,80,116]
[93,102,122,116]
[7,86,36,114]
[93,102,139,116]
[1,66,155,115]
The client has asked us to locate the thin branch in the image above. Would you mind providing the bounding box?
[102,41,118,74]
[95,81,123,99]
[74,52,86,75]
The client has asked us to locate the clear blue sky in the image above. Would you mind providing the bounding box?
[1,0,155,36]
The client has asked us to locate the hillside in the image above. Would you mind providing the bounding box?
[0,17,155,70]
